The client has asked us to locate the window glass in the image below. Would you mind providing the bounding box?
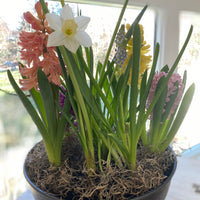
[176,11,200,151]
[0,1,39,199]
[79,3,155,64]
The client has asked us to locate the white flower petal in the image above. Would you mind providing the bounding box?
[46,13,61,31]
[75,31,92,47]
[75,16,90,31]
[46,4,92,53]
[47,31,66,47]
[63,38,80,53]
[61,5,74,21]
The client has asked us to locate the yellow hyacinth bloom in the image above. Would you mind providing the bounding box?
[120,24,152,86]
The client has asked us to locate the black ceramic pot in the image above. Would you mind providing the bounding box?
[24,150,177,200]
[24,167,58,200]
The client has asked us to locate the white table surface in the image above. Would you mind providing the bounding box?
[18,189,34,200]
[165,156,200,200]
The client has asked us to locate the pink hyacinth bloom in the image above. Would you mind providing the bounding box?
[18,2,62,91]
[147,72,184,119]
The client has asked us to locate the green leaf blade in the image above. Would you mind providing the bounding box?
[7,70,47,138]
[37,69,57,137]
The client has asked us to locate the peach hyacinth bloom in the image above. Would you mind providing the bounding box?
[18,2,62,91]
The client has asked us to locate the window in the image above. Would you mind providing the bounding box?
[1,0,200,199]
[176,11,200,150]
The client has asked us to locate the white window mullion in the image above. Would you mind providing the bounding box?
[155,7,180,70]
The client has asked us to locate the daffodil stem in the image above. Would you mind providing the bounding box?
[59,46,95,170]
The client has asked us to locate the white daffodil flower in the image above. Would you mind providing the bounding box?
[46,5,92,53]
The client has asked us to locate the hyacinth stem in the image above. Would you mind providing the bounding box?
[44,140,62,166]
[99,0,129,85]
[39,0,49,13]
[129,24,141,170]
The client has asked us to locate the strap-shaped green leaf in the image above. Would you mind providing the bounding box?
[100,0,130,82]
[59,46,96,170]
[138,26,193,138]
[159,83,195,152]
[129,23,141,167]
[161,84,178,123]
[30,87,47,126]
[150,76,168,146]
[125,5,148,42]
[74,47,115,125]
[166,26,193,82]
[56,47,79,120]
[123,85,129,120]
[170,83,195,136]
[137,43,160,132]
[130,24,141,136]
[37,69,57,137]
[140,70,148,102]
[111,56,133,113]
[158,72,187,141]
[7,70,47,138]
